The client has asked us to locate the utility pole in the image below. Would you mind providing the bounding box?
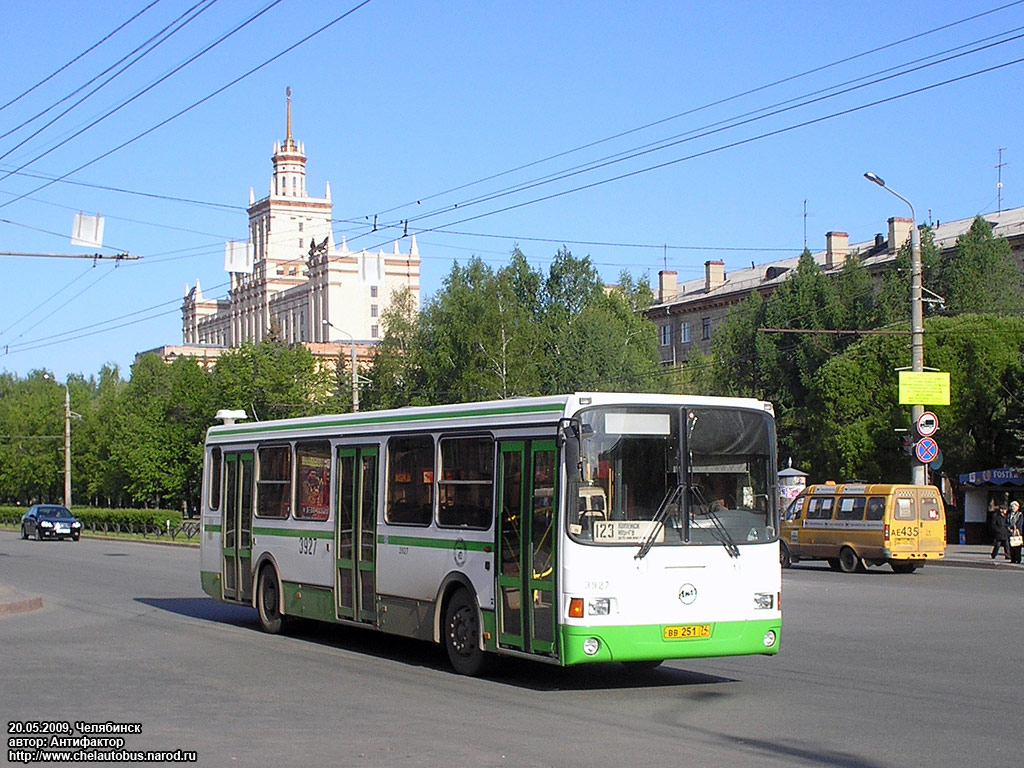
[63,385,71,509]
[864,172,926,486]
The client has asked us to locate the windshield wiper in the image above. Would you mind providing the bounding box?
[690,485,740,558]
[635,485,684,560]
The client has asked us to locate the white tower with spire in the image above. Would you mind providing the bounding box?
[182,88,421,356]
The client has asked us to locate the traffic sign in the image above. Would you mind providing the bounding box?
[916,411,939,438]
[915,437,939,464]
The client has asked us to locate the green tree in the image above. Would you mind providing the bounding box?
[937,216,1023,315]
[113,355,215,510]
[363,247,662,406]
[212,337,332,419]
[807,314,1024,482]
[873,225,942,325]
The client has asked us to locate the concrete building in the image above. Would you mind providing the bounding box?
[166,90,420,366]
[648,207,1024,366]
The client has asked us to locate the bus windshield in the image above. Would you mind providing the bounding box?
[566,406,777,548]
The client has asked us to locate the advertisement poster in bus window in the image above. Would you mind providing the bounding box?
[299,454,330,520]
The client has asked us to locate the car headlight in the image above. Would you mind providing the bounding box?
[39,520,53,528]
[72,522,81,528]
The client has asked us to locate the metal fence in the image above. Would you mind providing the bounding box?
[3,516,200,542]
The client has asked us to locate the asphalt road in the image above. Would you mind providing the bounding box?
[1,531,1020,768]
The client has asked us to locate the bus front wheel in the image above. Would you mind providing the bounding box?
[257,566,286,634]
[444,589,489,676]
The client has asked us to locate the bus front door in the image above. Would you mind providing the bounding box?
[336,446,379,623]
[222,451,254,603]
[497,441,557,657]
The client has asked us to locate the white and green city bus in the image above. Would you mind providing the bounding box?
[199,392,781,674]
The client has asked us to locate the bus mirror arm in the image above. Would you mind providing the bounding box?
[559,417,591,481]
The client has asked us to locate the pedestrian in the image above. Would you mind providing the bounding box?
[990,504,1011,561]
[1008,500,1023,565]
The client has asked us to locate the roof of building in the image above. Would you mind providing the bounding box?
[649,206,1024,311]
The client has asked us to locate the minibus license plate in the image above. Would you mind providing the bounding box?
[663,624,711,640]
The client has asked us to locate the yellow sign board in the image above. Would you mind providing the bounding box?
[898,371,951,405]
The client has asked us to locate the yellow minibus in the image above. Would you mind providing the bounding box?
[781,483,946,573]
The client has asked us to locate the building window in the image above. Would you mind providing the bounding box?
[680,321,690,344]
[659,324,672,347]
[298,222,303,232]
[371,324,379,339]
[370,286,378,298]
[702,317,711,340]
[370,305,378,318]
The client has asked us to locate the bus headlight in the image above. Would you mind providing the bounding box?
[582,637,601,656]
[753,592,774,610]
[762,630,777,648]
[588,598,611,616]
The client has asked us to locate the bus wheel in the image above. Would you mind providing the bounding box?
[256,566,286,634]
[891,562,918,574]
[444,589,488,676]
[780,542,792,569]
[838,547,860,574]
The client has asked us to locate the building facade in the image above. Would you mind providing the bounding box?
[179,91,420,358]
[648,208,1024,366]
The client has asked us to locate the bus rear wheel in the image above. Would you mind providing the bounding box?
[257,566,286,634]
[838,547,861,574]
[444,589,489,676]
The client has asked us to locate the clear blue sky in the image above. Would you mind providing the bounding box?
[1,0,1020,381]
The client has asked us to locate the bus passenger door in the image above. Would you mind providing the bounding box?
[222,451,254,603]
[497,441,557,657]
[336,446,379,623]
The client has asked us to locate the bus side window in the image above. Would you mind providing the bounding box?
[865,497,885,521]
[208,447,222,511]
[837,496,865,520]
[385,435,434,526]
[807,498,833,520]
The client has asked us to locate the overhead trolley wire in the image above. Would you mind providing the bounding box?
[0,0,261,180]
[354,50,1024,256]
[0,0,376,214]
[366,0,1024,223]
[0,0,165,115]
[371,29,1024,243]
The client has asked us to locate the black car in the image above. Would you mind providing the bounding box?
[20,505,82,541]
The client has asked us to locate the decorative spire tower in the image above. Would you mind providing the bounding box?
[271,86,307,197]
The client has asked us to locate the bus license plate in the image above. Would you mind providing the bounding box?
[663,624,711,640]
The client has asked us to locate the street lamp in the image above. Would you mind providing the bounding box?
[43,373,72,508]
[864,172,926,485]
[322,320,359,413]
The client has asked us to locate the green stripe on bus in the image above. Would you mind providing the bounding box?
[252,527,334,539]
[559,619,781,665]
[377,534,491,552]
[212,400,567,436]
[205,524,221,532]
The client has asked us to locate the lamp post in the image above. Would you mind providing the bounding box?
[864,172,926,485]
[44,374,72,508]
[322,320,359,413]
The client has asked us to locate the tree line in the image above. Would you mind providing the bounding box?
[1,222,1021,511]
[694,215,1024,482]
